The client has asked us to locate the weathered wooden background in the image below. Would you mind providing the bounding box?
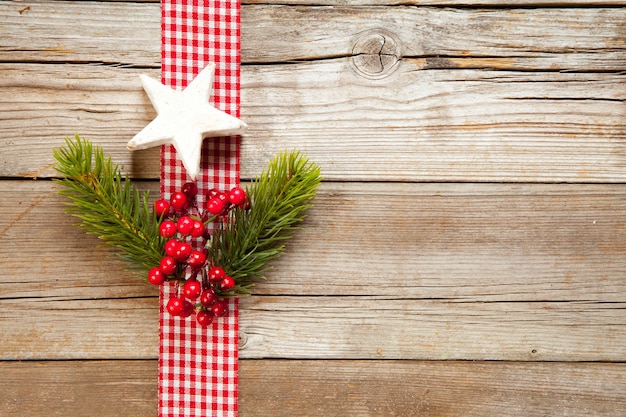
[1,0,625,415]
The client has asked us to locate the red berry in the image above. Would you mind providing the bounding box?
[147,267,165,285]
[180,300,195,318]
[206,197,226,216]
[160,256,177,275]
[219,275,235,292]
[183,279,202,300]
[176,216,194,236]
[164,239,179,257]
[174,241,192,262]
[159,220,177,238]
[207,188,221,199]
[208,265,226,282]
[228,187,247,207]
[190,220,205,238]
[196,310,214,327]
[182,182,198,199]
[154,199,170,218]
[187,251,206,270]
[166,297,184,316]
[170,192,188,212]
[211,300,228,317]
[200,288,218,307]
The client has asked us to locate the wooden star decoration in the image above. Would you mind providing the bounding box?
[127,63,247,180]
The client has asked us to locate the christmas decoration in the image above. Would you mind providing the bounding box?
[127,64,248,180]
[53,135,321,324]
[158,0,243,410]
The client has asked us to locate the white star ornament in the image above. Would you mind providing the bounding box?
[127,63,247,180]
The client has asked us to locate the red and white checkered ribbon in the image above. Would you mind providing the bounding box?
[159,0,240,415]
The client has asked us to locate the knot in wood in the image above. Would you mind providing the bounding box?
[351,30,400,79]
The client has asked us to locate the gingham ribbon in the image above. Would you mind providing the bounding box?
[159,0,240,415]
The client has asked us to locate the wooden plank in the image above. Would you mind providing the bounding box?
[240,360,626,416]
[2,294,623,361]
[4,181,625,300]
[239,295,626,361]
[241,6,626,71]
[0,297,159,359]
[0,0,160,66]
[0,180,158,300]
[3,2,624,68]
[242,63,626,182]
[2,4,624,181]
[1,359,625,416]
[1,62,624,181]
[0,64,162,178]
[0,360,157,416]
[267,181,626,299]
[1,181,624,360]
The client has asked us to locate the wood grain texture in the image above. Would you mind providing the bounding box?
[0,64,161,178]
[0,360,157,417]
[242,6,626,71]
[3,0,626,65]
[1,360,625,417]
[239,295,625,361]
[2,0,625,414]
[1,181,624,361]
[1,62,624,181]
[0,3,624,181]
[243,63,626,182]
[0,0,160,66]
[240,360,626,416]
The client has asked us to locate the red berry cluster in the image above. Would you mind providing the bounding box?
[148,182,249,327]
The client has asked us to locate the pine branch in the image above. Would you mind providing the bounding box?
[53,136,322,297]
[53,135,163,272]
[209,150,322,294]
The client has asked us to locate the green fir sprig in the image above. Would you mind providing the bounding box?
[53,135,163,271]
[209,150,322,294]
[53,135,321,294]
